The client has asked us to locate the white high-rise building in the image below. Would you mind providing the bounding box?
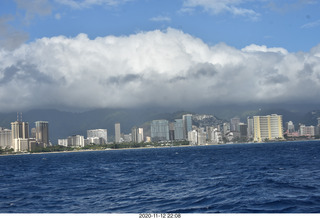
[67,135,84,147]
[253,114,284,142]
[188,130,198,145]
[58,139,68,147]
[299,125,315,136]
[0,128,12,149]
[11,121,29,152]
[115,123,121,143]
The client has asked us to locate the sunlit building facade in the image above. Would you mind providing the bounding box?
[253,114,284,142]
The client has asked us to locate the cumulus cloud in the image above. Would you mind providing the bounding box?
[0,28,320,112]
[182,0,260,19]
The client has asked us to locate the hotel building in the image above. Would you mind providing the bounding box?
[253,114,284,142]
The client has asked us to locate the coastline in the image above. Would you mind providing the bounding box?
[1,139,319,157]
[0,144,194,156]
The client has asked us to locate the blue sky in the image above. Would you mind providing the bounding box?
[1,0,320,112]
[1,0,320,52]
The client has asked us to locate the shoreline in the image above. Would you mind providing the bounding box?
[1,139,319,157]
[0,144,195,156]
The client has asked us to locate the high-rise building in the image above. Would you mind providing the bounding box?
[239,123,248,138]
[169,122,175,141]
[253,114,284,142]
[299,125,315,136]
[197,128,206,146]
[286,121,295,133]
[87,129,107,144]
[151,120,169,141]
[230,117,240,132]
[223,122,230,135]
[58,139,68,147]
[67,135,84,147]
[115,123,121,143]
[188,130,198,145]
[11,121,29,140]
[174,119,184,140]
[11,121,29,151]
[182,114,192,139]
[209,128,222,144]
[207,126,214,143]
[132,127,144,143]
[247,117,254,140]
[137,128,144,143]
[35,121,49,146]
[0,128,12,149]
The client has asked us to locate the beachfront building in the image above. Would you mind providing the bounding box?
[253,114,284,142]
[58,138,68,147]
[0,128,12,149]
[151,120,169,142]
[67,135,84,147]
[299,125,315,137]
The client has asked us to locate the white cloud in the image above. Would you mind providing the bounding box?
[150,16,171,22]
[242,44,288,54]
[55,0,131,9]
[0,28,320,112]
[182,0,260,19]
[301,19,320,29]
[14,0,52,21]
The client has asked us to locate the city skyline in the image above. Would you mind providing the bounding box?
[0,1,320,113]
[2,110,320,152]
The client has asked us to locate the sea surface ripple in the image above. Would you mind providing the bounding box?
[1,141,320,213]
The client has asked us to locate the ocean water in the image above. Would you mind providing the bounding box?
[1,141,320,213]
